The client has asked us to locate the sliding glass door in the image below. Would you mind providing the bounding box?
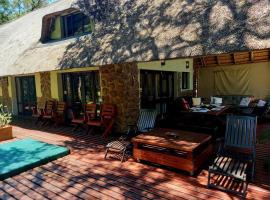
[140,70,174,114]
[15,76,37,115]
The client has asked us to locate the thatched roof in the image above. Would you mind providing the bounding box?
[0,0,269,76]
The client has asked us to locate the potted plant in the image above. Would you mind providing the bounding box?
[0,104,12,141]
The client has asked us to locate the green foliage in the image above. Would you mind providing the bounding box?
[0,0,54,25]
[0,0,11,24]
[0,104,12,127]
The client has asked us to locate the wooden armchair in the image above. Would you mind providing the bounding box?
[42,100,56,126]
[86,104,116,137]
[31,104,45,125]
[52,101,67,126]
[71,103,97,132]
[208,115,257,198]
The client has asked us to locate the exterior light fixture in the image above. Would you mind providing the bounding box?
[186,61,189,69]
[161,60,166,66]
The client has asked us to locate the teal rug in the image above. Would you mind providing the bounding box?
[0,138,69,180]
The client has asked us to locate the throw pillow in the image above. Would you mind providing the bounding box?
[239,97,251,107]
[211,97,223,105]
[181,98,190,111]
[214,97,222,105]
[257,100,267,107]
[192,98,201,107]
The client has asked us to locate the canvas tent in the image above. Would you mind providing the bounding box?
[198,61,270,99]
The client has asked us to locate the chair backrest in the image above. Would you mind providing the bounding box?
[44,100,55,115]
[55,101,66,115]
[85,103,97,121]
[137,109,158,132]
[101,104,116,120]
[225,115,257,150]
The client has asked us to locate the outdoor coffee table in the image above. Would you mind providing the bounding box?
[132,128,213,175]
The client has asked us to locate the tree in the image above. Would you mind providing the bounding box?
[0,0,11,24]
[0,0,54,25]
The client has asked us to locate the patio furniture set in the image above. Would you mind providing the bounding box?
[32,100,116,138]
[30,95,261,198]
[32,100,66,126]
[104,96,259,198]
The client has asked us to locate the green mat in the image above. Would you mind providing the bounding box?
[0,138,69,180]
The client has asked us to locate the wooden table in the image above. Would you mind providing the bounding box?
[189,105,231,116]
[132,128,213,175]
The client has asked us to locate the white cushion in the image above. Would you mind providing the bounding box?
[211,97,222,105]
[257,100,266,107]
[239,97,251,107]
[192,98,201,106]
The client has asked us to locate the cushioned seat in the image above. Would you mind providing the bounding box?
[71,118,85,124]
[209,156,248,180]
[106,141,130,152]
[87,120,102,126]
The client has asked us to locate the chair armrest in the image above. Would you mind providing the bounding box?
[125,125,138,139]
[216,137,225,155]
[216,137,224,142]
[143,127,154,132]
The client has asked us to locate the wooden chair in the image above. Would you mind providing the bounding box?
[42,100,56,126]
[105,109,158,162]
[208,115,257,198]
[87,104,116,137]
[31,104,45,125]
[85,103,97,122]
[71,103,97,131]
[52,101,67,126]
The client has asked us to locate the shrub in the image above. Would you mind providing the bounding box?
[0,104,12,128]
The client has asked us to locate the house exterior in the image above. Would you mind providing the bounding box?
[0,0,269,132]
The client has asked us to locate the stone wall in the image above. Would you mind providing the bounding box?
[37,72,52,108]
[100,62,140,133]
[0,77,12,110]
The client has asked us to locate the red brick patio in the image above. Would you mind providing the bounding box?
[0,118,269,200]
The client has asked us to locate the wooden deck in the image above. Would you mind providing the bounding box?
[0,118,269,200]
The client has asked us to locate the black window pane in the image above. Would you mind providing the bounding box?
[66,15,73,37]
[182,72,190,89]
[62,12,92,39]
[73,13,84,36]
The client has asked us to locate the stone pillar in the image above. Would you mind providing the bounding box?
[100,62,140,133]
[37,72,52,107]
[0,77,12,111]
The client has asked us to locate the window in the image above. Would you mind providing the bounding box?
[182,72,190,89]
[62,12,92,38]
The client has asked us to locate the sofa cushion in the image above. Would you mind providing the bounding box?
[240,97,251,107]
[211,97,223,105]
[192,98,201,106]
[216,95,252,105]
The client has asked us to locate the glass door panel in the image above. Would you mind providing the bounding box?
[16,76,37,115]
[140,70,174,114]
[62,71,100,116]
